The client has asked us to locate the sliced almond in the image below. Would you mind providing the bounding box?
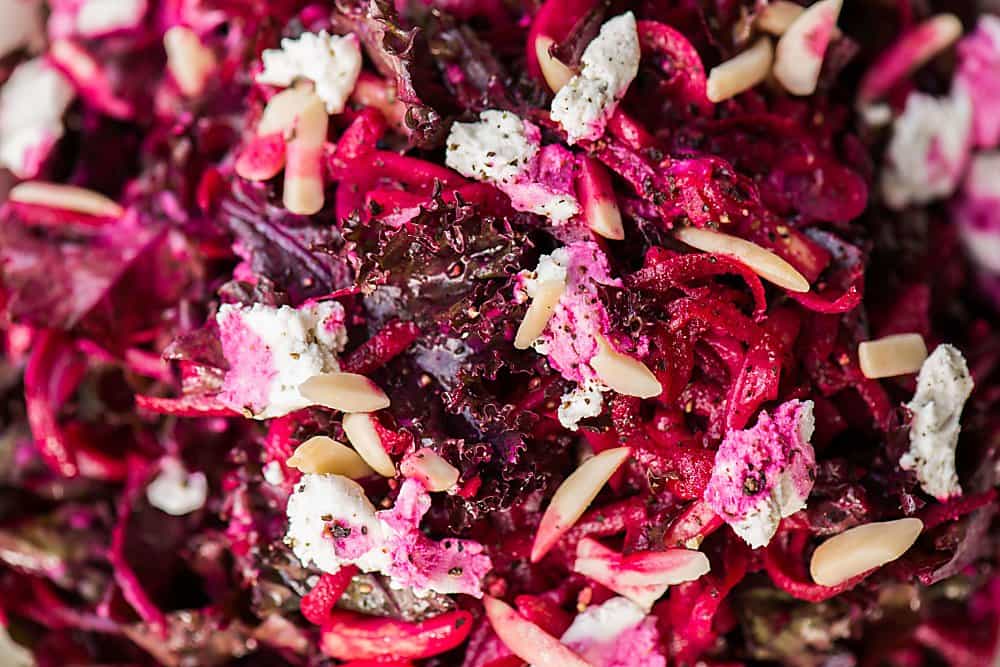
[773,0,843,96]
[857,14,963,106]
[514,280,565,350]
[258,86,317,136]
[675,226,810,292]
[164,26,217,98]
[8,182,123,218]
[590,336,662,399]
[531,447,631,562]
[283,92,329,215]
[858,333,928,379]
[399,447,460,492]
[756,1,804,35]
[707,37,774,103]
[577,156,624,240]
[286,435,374,479]
[535,35,574,93]
[810,518,923,587]
[573,537,710,610]
[341,412,396,477]
[300,373,390,413]
[483,596,591,667]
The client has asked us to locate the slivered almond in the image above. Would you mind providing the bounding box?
[531,447,631,562]
[707,37,774,102]
[590,336,662,399]
[258,86,316,136]
[483,596,591,667]
[756,1,804,35]
[535,35,574,93]
[400,447,460,492]
[773,0,843,96]
[514,281,565,350]
[286,435,374,478]
[300,373,390,413]
[283,92,328,215]
[341,412,396,477]
[810,518,923,587]
[858,333,928,379]
[163,26,217,97]
[8,182,123,218]
[674,226,811,292]
[577,156,624,240]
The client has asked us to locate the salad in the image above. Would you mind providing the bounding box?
[1,0,999,665]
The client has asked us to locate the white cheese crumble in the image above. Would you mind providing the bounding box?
[550,12,640,144]
[257,31,362,114]
[262,460,285,486]
[446,109,538,184]
[0,0,43,60]
[558,596,646,662]
[558,380,607,431]
[146,459,208,516]
[0,58,76,178]
[217,301,347,419]
[900,344,974,500]
[881,89,972,210]
[285,473,389,574]
[958,152,1000,273]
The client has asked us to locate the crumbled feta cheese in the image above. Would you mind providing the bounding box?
[262,460,285,486]
[559,597,667,667]
[881,89,972,210]
[956,15,1000,149]
[550,13,640,144]
[216,301,347,419]
[257,31,362,114]
[285,475,493,597]
[0,58,76,178]
[0,0,44,59]
[558,380,608,431]
[146,458,208,516]
[704,400,817,549]
[48,0,147,39]
[956,152,1000,274]
[518,241,624,386]
[446,110,538,184]
[285,473,388,574]
[900,344,974,500]
[445,110,581,222]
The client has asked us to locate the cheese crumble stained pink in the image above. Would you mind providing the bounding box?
[559,597,667,667]
[704,400,817,548]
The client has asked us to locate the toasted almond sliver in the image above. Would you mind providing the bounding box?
[341,412,396,477]
[257,86,317,136]
[810,518,923,587]
[707,37,774,103]
[164,26,217,97]
[756,0,805,35]
[590,337,662,399]
[773,0,843,96]
[283,92,328,215]
[483,596,591,667]
[578,157,624,240]
[535,35,575,93]
[674,226,811,292]
[587,198,625,240]
[400,447,460,492]
[514,280,566,350]
[8,182,123,218]
[286,435,374,478]
[531,447,631,562]
[300,373,390,413]
[858,333,928,379]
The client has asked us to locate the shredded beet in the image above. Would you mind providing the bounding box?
[0,1,998,665]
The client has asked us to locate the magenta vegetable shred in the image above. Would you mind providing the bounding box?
[1,0,999,665]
